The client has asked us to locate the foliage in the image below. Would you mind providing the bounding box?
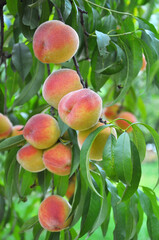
[1,0,159,239]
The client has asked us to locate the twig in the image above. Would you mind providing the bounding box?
[0,0,6,64]
[47,64,51,76]
[99,117,107,125]
[4,59,7,114]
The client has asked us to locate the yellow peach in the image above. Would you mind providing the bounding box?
[38,195,72,232]
[42,69,83,109]
[0,113,12,140]
[16,143,45,172]
[43,142,72,176]
[23,114,60,149]
[58,89,102,131]
[33,20,79,64]
[78,122,117,161]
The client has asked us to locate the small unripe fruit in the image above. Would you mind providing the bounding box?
[43,142,72,176]
[16,143,45,172]
[115,111,137,133]
[66,175,76,199]
[38,195,72,232]
[42,69,83,109]
[0,113,12,140]
[78,122,117,161]
[10,125,24,137]
[58,89,102,131]
[23,114,60,149]
[33,20,79,64]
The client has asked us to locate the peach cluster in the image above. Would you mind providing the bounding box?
[16,113,73,175]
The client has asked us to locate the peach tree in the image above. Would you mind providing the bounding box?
[1,0,159,239]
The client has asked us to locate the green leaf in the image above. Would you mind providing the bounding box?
[114,132,133,185]
[58,116,69,137]
[121,142,141,201]
[6,0,18,15]
[13,61,45,107]
[0,135,25,152]
[12,43,33,80]
[80,124,114,196]
[132,124,146,162]
[95,31,110,57]
[0,194,5,223]
[22,5,40,29]
[63,0,72,21]
[68,129,80,177]
[33,222,43,240]
[57,176,69,196]
[37,170,52,196]
[20,215,39,233]
[101,193,111,237]
[101,134,118,181]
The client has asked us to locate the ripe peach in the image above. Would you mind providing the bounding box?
[103,104,120,120]
[16,143,45,172]
[58,89,102,131]
[33,20,79,64]
[0,113,12,140]
[43,142,72,176]
[38,195,72,232]
[23,114,60,149]
[42,69,83,109]
[10,125,24,137]
[77,122,117,161]
[115,111,137,133]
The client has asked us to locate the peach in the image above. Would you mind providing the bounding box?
[66,175,76,199]
[10,125,24,137]
[23,114,60,149]
[103,104,120,120]
[38,195,72,232]
[141,54,147,71]
[58,89,102,131]
[33,20,79,64]
[0,113,12,140]
[43,142,72,176]
[78,122,117,161]
[16,143,45,172]
[42,69,83,109]
[115,111,137,133]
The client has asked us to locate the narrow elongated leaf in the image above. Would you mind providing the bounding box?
[121,142,141,201]
[101,134,118,181]
[114,132,132,185]
[12,43,33,80]
[57,176,69,196]
[58,116,69,137]
[0,135,25,152]
[6,0,18,15]
[132,124,146,162]
[13,61,45,106]
[101,193,111,237]
[80,124,114,196]
[68,129,80,176]
[20,215,39,233]
[0,195,5,223]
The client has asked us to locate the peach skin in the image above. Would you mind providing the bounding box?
[16,143,45,172]
[42,69,83,109]
[38,195,72,232]
[103,104,120,120]
[66,175,76,199]
[115,111,137,133]
[78,122,117,161]
[58,89,102,131]
[10,125,24,137]
[23,114,60,149]
[43,142,72,176]
[0,113,12,140]
[33,20,79,64]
